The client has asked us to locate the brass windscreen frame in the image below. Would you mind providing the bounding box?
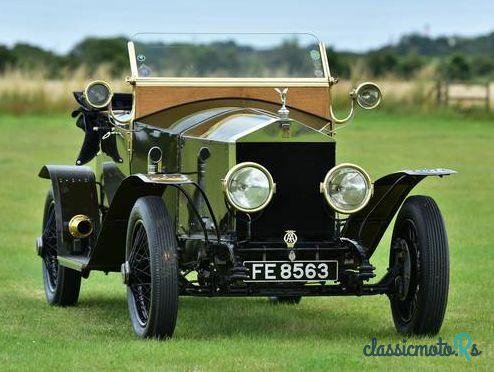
[126,40,334,86]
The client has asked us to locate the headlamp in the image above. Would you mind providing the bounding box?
[320,163,373,214]
[223,162,275,213]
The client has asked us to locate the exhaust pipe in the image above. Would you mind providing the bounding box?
[68,214,93,238]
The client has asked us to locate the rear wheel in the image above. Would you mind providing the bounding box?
[125,196,179,339]
[389,195,449,335]
[41,189,81,306]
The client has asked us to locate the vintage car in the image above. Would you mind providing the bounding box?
[36,33,454,339]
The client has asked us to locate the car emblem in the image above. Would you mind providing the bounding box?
[284,230,298,262]
[275,88,289,120]
[284,230,297,248]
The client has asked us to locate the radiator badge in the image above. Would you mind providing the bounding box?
[284,230,297,248]
[284,230,298,262]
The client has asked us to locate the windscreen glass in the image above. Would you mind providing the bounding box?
[131,33,326,78]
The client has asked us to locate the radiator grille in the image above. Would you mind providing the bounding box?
[236,142,335,241]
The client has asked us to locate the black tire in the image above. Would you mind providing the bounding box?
[125,196,179,339]
[41,189,81,306]
[269,296,302,305]
[389,195,449,336]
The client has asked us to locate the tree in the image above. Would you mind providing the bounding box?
[10,43,63,75]
[471,55,494,77]
[397,53,424,79]
[326,47,351,78]
[367,52,398,77]
[68,37,129,76]
[0,45,14,72]
[440,54,471,80]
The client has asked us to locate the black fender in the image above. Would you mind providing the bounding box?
[342,168,456,257]
[38,165,100,256]
[87,173,195,271]
[101,162,127,204]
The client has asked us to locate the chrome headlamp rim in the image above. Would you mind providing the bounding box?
[83,80,113,109]
[222,161,276,213]
[320,162,373,214]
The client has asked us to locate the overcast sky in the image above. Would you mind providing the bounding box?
[1,0,493,53]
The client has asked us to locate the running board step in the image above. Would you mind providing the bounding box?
[57,255,90,271]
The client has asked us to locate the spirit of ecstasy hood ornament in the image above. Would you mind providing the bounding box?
[275,88,289,119]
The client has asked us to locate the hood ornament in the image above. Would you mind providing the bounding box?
[284,230,298,262]
[275,88,289,119]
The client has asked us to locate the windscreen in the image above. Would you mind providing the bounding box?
[130,33,326,79]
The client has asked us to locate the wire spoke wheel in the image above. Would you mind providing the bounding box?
[125,196,179,339]
[42,202,59,290]
[128,221,151,326]
[40,189,81,306]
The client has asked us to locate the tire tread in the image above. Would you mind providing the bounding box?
[390,195,449,335]
[126,196,178,339]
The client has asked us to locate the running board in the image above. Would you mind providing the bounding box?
[57,255,90,271]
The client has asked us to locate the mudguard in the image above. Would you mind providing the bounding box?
[342,168,456,257]
[101,162,127,204]
[39,165,100,255]
[87,173,194,271]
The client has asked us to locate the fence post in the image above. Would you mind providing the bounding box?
[486,82,491,111]
[444,81,449,107]
[436,80,442,106]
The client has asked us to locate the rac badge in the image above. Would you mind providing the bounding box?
[284,230,298,262]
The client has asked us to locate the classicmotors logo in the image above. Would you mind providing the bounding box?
[363,333,482,361]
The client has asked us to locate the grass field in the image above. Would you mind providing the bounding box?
[0,109,492,370]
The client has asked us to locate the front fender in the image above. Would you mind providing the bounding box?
[87,173,194,271]
[341,168,455,257]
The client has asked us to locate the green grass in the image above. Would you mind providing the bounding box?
[0,110,492,370]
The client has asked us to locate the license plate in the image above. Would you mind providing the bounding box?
[243,261,338,282]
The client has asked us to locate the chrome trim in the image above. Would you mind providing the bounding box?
[227,117,280,143]
[275,88,289,119]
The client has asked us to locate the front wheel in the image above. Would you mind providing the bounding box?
[388,195,449,335]
[125,196,179,339]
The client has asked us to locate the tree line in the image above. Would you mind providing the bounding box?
[1,32,493,81]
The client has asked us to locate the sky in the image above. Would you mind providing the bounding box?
[0,0,493,53]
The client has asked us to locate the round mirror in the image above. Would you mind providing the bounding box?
[354,82,382,110]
